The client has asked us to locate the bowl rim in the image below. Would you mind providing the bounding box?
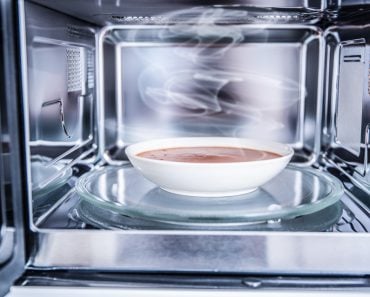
[125,137,294,166]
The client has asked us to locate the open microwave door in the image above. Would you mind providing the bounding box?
[0,0,26,295]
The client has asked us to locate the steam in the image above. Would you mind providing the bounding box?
[118,7,303,142]
[157,8,246,63]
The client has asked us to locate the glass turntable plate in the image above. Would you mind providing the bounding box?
[75,165,343,226]
[76,199,343,231]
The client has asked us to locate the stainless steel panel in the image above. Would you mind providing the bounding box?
[6,287,370,297]
[20,2,98,226]
[30,230,370,275]
[336,41,365,156]
[323,25,370,193]
[24,2,95,144]
[118,45,302,144]
[13,272,370,289]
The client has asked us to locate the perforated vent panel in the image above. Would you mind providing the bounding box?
[66,47,83,92]
[87,50,95,89]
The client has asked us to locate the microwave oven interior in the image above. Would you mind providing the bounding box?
[2,0,370,293]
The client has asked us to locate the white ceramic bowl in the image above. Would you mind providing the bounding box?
[126,137,294,197]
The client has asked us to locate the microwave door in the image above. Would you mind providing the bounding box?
[0,0,26,295]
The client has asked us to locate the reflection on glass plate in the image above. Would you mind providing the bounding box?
[75,165,343,226]
[31,155,73,197]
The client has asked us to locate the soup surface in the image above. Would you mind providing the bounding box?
[137,146,281,163]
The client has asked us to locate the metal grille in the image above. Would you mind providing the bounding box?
[111,15,163,24]
[66,47,83,92]
[110,11,319,25]
[87,50,94,89]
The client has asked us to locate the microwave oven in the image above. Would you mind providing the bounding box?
[1,0,370,295]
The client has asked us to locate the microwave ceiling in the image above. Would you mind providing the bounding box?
[29,0,323,26]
